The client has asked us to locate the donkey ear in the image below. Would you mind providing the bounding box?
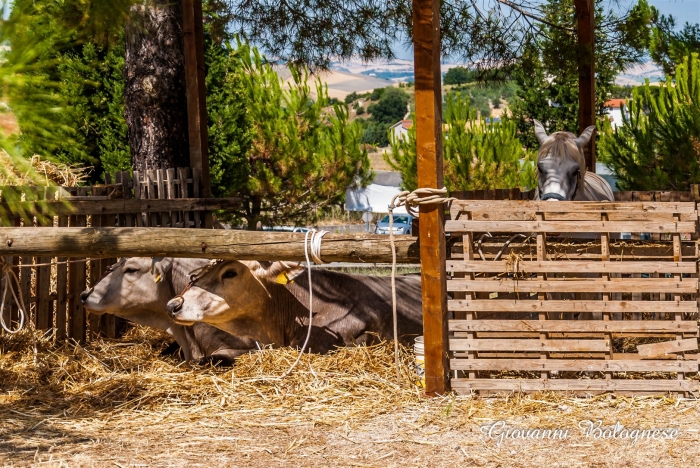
[575,125,597,146]
[533,119,549,145]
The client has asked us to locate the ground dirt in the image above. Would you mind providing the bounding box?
[1,328,699,467]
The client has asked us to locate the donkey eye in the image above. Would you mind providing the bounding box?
[222,270,238,280]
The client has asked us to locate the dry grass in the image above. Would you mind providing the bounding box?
[0,152,88,187]
[1,327,699,467]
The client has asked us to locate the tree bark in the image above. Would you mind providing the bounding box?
[124,0,190,172]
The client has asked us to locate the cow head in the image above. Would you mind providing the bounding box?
[166,260,272,326]
[81,257,175,319]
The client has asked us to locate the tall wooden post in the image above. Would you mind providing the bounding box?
[413,0,450,394]
[575,0,596,172]
[182,0,213,226]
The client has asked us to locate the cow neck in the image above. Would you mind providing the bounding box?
[266,281,313,347]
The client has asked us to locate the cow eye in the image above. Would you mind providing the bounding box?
[222,270,237,280]
[124,268,139,274]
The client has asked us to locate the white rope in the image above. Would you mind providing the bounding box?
[0,259,27,334]
[282,229,328,377]
[388,187,454,382]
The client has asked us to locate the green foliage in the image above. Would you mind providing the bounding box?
[356,106,365,115]
[365,88,409,125]
[385,93,536,192]
[650,14,700,77]
[369,88,386,101]
[608,84,636,99]
[509,0,653,150]
[443,66,476,86]
[232,41,372,227]
[361,121,389,147]
[599,54,700,191]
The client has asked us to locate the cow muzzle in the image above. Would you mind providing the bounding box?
[166,296,184,319]
[80,288,94,304]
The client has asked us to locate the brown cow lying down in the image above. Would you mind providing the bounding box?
[81,257,258,365]
[166,261,423,353]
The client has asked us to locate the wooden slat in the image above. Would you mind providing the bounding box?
[449,319,697,334]
[450,359,698,372]
[449,338,609,352]
[463,210,697,222]
[55,216,69,340]
[178,167,190,227]
[68,214,87,343]
[447,260,695,274]
[445,220,696,234]
[34,190,53,331]
[447,279,696,293]
[450,200,697,213]
[637,338,698,357]
[451,378,698,393]
[448,299,698,314]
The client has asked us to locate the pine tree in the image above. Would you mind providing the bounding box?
[599,53,700,191]
[229,42,372,229]
[385,93,536,192]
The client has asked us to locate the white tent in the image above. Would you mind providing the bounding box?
[345,184,408,214]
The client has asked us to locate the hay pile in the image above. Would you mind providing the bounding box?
[0,326,423,424]
[0,152,88,187]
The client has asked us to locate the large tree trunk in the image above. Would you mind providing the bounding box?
[124,0,190,172]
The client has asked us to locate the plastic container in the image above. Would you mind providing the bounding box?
[414,336,425,388]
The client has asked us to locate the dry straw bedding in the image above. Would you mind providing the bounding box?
[1,327,700,467]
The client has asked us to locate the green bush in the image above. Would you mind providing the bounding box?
[599,53,700,191]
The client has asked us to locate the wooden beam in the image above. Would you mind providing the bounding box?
[413,0,449,394]
[452,378,698,393]
[574,0,596,172]
[0,198,241,217]
[182,0,212,226]
[0,227,420,263]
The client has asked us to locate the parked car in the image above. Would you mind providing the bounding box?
[375,214,413,235]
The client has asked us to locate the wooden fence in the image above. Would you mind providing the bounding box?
[446,200,699,395]
[0,167,238,342]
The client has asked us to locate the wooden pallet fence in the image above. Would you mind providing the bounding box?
[445,200,700,395]
[0,168,231,342]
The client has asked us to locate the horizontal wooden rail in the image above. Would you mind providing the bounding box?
[449,338,609,352]
[449,319,698,334]
[450,200,697,213]
[447,279,697,293]
[451,378,698,392]
[0,198,241,216]
[0,227,420,263]
[447,260,696,274]
[448,300,698,314]
[445,220,697,233]
[450,359,699,373]
[459,210,697,222]
[637,338,698,356]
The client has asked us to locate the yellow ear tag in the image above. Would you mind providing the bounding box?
[154,273,162,283]
[275,272,293,285]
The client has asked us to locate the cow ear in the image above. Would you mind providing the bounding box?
[575,125,596,147]
[151,257,172,283]
[264,261,305,284]
[533,119,549,145]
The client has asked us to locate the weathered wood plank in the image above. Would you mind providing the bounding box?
[447,260,695,274]
[449,338,609,352]
[637,338,698,357]
[461,210,697,222]
[451,378,698,392]
[0,227,421,263]
[448,319,697,333]
[450,200,697,213]
[450,359,698,372]
[445,220,696,234]
[448,299,698,314]
[447,279,697,293]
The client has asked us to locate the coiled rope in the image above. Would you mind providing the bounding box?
[388,187,454,382]
[282,229,328,377]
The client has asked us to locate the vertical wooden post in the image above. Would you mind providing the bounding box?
[182,0,213,227]
[413,0,449,394]
[575,0,596,172]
